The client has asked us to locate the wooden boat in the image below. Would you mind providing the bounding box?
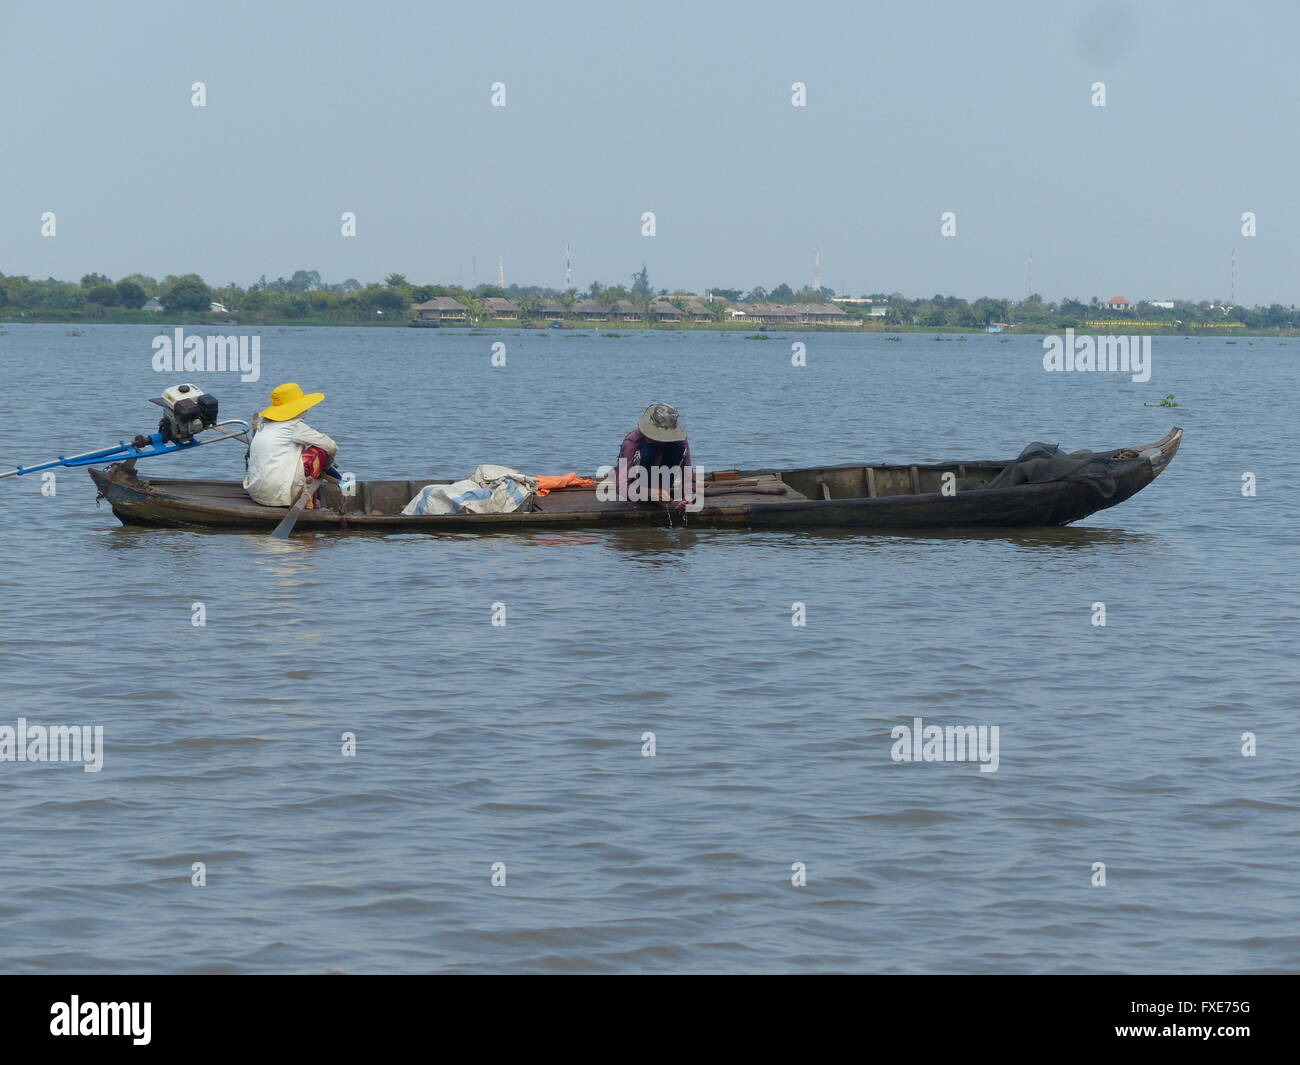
[88,427,1181,533]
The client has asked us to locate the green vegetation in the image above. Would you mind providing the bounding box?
[4,268,1300,335]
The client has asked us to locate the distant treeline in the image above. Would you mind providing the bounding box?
[3,268,1299,331]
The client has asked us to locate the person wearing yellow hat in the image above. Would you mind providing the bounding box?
[243,382,339,508]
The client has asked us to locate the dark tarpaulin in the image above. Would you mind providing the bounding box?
[987,442,1129,499]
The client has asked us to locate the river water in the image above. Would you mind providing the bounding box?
[0,323,1295,973]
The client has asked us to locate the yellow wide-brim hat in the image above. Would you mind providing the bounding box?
[261,382,324,421]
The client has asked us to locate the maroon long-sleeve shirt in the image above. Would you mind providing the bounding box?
[614,429,693,499]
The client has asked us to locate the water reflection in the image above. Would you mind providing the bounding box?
[249,532,331,596]
[102,524,335,600]
[102,518,1163,556]
[526,532,601,548]
[776,524,1167,551]
[600,527,704,558]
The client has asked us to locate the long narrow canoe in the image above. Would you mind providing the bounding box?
[88,427,1181,533]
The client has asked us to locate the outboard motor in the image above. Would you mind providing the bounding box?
[3,387,249,481]
[149,384,219,444]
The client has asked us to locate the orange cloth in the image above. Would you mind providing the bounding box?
[534,473,597,497]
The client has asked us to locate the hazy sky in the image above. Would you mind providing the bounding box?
[3,0,1298,303]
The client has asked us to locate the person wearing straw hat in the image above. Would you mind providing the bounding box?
[614,402,694,507]
[243,382,339,508]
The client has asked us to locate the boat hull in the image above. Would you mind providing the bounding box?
[88,428,1182,534]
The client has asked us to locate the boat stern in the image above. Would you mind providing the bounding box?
[87,465,113,495]
[88,462,156,520]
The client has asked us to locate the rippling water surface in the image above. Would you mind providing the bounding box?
[0,324,1295,973]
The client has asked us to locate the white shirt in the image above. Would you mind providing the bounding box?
[243,418,339,506]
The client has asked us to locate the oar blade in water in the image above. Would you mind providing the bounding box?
[270,478,321,539]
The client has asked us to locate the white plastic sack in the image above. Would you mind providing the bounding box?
[402,465,538,516]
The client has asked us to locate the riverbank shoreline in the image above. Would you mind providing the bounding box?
[1,315,1292,338]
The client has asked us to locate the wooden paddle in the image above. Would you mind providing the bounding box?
[270,477,322,539]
